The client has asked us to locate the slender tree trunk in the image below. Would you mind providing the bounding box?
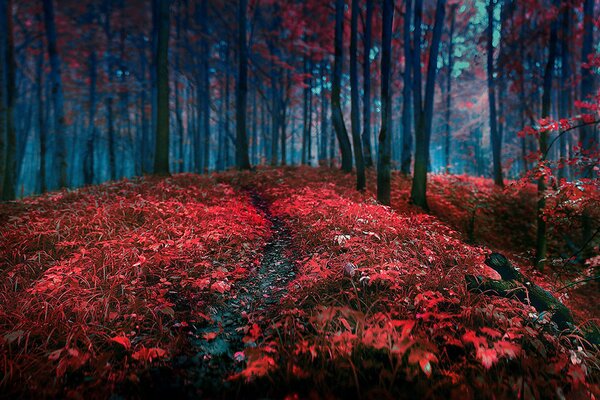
[154,0,170,175]
[444,5,457,174]
[331,0,353,173]
[487,0,504,187]
[270,64,279,166]
[378,0,394,205]
[1,0,16,199]
[535,3,558,270]
[83,50,97,185]
[319,62,329,166]
[42,0,67,188]
[410,0,446,210]
[0,0,7,198]
[36,20,47,193]
[251,86,257,165]
[362,0,374,168]
[281,69,288,165]
[302,57,309,165]
[401,0,413,175]
[350,0,366,190]
[201,0,210,174]
[580,0,595,247]
[235,0,251,170]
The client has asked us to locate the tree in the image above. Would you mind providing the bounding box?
[410,0,447,210]
[0,0,16,200]
[444,4,457,175]
[362,0,374,168]
[350,0,366,190]
[487,0,504,187]
[378,0,394,205]
[42,0,68,188]
[235,0,251,170]
[331,0,353,173]
[535,0,558,270]
[153,0,170,175]
[0,0,7,199]
[580,0,596,245]
[400,0,413,175]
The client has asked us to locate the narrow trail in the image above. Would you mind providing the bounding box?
[186,189,296,397]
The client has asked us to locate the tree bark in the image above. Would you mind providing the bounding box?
[410,0,446,210]
[83,49,97,185]
[235,0,251,170]
[153,0,170,175]
[378,0,394,205]
[350,0,366,190]
[535,2,558,270]
[580,0,595,247]
[362,0,374,168]
[444,5,457,175]
[331,0,353,173]
[43,0,68,188]
[487,0,504,187]
[401,0,413,175]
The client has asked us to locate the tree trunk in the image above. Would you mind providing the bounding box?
[410,0,446,210]
[154,0,170,175]
[1,0,16,199]
[331,0,353,173]
[580,0,595,246]
[378,0,394,205]
[487,0,504,187]
[350,0,366,190]
[42,0,68,188]
[235,0,251,170]
[319,62,329,165]
[401,0,413,175]
[0,0,7,198]
[535,3,558,270]
[362,0,374,168]
[444,5,456,175]
[83,49,97,185]
[36,18,47,193]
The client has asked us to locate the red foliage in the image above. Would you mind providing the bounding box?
[1,168,598,398]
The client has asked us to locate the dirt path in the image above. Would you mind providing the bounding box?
[185,189,296,397]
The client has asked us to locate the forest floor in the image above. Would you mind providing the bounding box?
[0,167,598,399]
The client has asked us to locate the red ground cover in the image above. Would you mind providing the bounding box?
[0,167,598,398]
[0,174,269,397]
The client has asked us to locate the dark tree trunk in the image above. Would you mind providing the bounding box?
[0,0,7,198]
[487,0,504,187]
[444,5,457,175]
[36,17,47,193]
[43,0,68,188]
[281,69,289,165]
[270,64,279,166]
[580,0,595,246]
[535,2,558,270]
[102,2,117,180]
[362,0,374,168]
[410,0,446,210]
[319,62,329,165]
[302,57,309,165]
[83,49,97,185]
[1,0,16,199]
[350,0,366,190]
[235,0,251,170]
[331,0,353,173]
[378,0,394,205]
[154,0,170,175]
[400,0,413,175]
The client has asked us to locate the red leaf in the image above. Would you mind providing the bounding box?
[110,335,131,350]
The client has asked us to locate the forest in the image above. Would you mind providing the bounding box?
[0,0,599,398]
